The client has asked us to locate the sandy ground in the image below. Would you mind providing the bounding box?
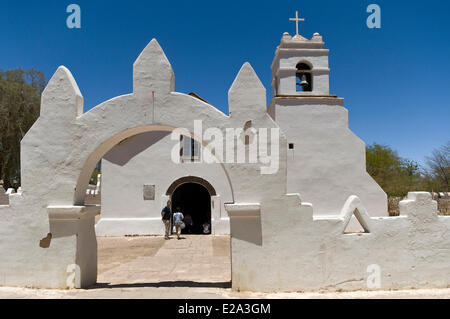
[97,235,231,286]
[0,235,449,299]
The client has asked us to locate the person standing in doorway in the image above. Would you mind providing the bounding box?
[184,214,193,234]
[161,200,172,240]
[173,207,185,240]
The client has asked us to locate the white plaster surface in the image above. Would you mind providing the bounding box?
[268,97,387,219]
[230,192,450,292]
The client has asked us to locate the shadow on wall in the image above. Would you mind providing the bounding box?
[0,192,8,205]
[103,131,170,166]
[229,215,263,246]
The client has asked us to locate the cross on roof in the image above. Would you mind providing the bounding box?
[289,11,305,38]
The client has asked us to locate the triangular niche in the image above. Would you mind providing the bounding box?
[343,209,370,234]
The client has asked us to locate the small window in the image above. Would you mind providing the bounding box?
[296,62,312,92]
[289,143,294,150]
[243,120,253,145]
[180,136,201,162]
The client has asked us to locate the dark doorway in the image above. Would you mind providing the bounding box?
[171,183,211,235]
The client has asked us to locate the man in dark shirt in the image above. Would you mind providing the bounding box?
[161,200,172,239]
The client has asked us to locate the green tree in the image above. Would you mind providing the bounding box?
[366,143,422,197]
[0,68,45,190]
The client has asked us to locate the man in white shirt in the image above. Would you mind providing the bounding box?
[173,207,185,240]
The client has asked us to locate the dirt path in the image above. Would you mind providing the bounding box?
[96,235,231,287]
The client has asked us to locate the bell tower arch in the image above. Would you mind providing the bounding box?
[271,31,330,96]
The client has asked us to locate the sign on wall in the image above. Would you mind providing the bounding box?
[143,185,156,200]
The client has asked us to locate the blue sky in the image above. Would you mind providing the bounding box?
[1,0,449,166]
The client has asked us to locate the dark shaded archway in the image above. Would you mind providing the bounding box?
[166,176,216,196]
[171,183,211,234]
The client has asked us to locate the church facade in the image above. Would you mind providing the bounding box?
[97,30,386,237]
[0,15,449,292]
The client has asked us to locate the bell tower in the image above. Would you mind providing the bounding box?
[271,12,330,96]
[268,11,387,223]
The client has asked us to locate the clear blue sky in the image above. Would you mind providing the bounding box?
[1,0,449,166]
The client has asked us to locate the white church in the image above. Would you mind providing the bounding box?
[1,12,448,292]
[96,16,386,237]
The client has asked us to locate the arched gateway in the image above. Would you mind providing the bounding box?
[0,39,287,289]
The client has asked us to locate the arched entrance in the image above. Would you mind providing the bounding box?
[75,126,232,287]
[170,181,212,234]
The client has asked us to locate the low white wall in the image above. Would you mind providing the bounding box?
[228,192,450,292]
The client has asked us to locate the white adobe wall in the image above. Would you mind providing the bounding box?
[228,192,450,292]
[97,131,233,236]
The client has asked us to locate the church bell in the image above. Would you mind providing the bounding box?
[298,74,309,88]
